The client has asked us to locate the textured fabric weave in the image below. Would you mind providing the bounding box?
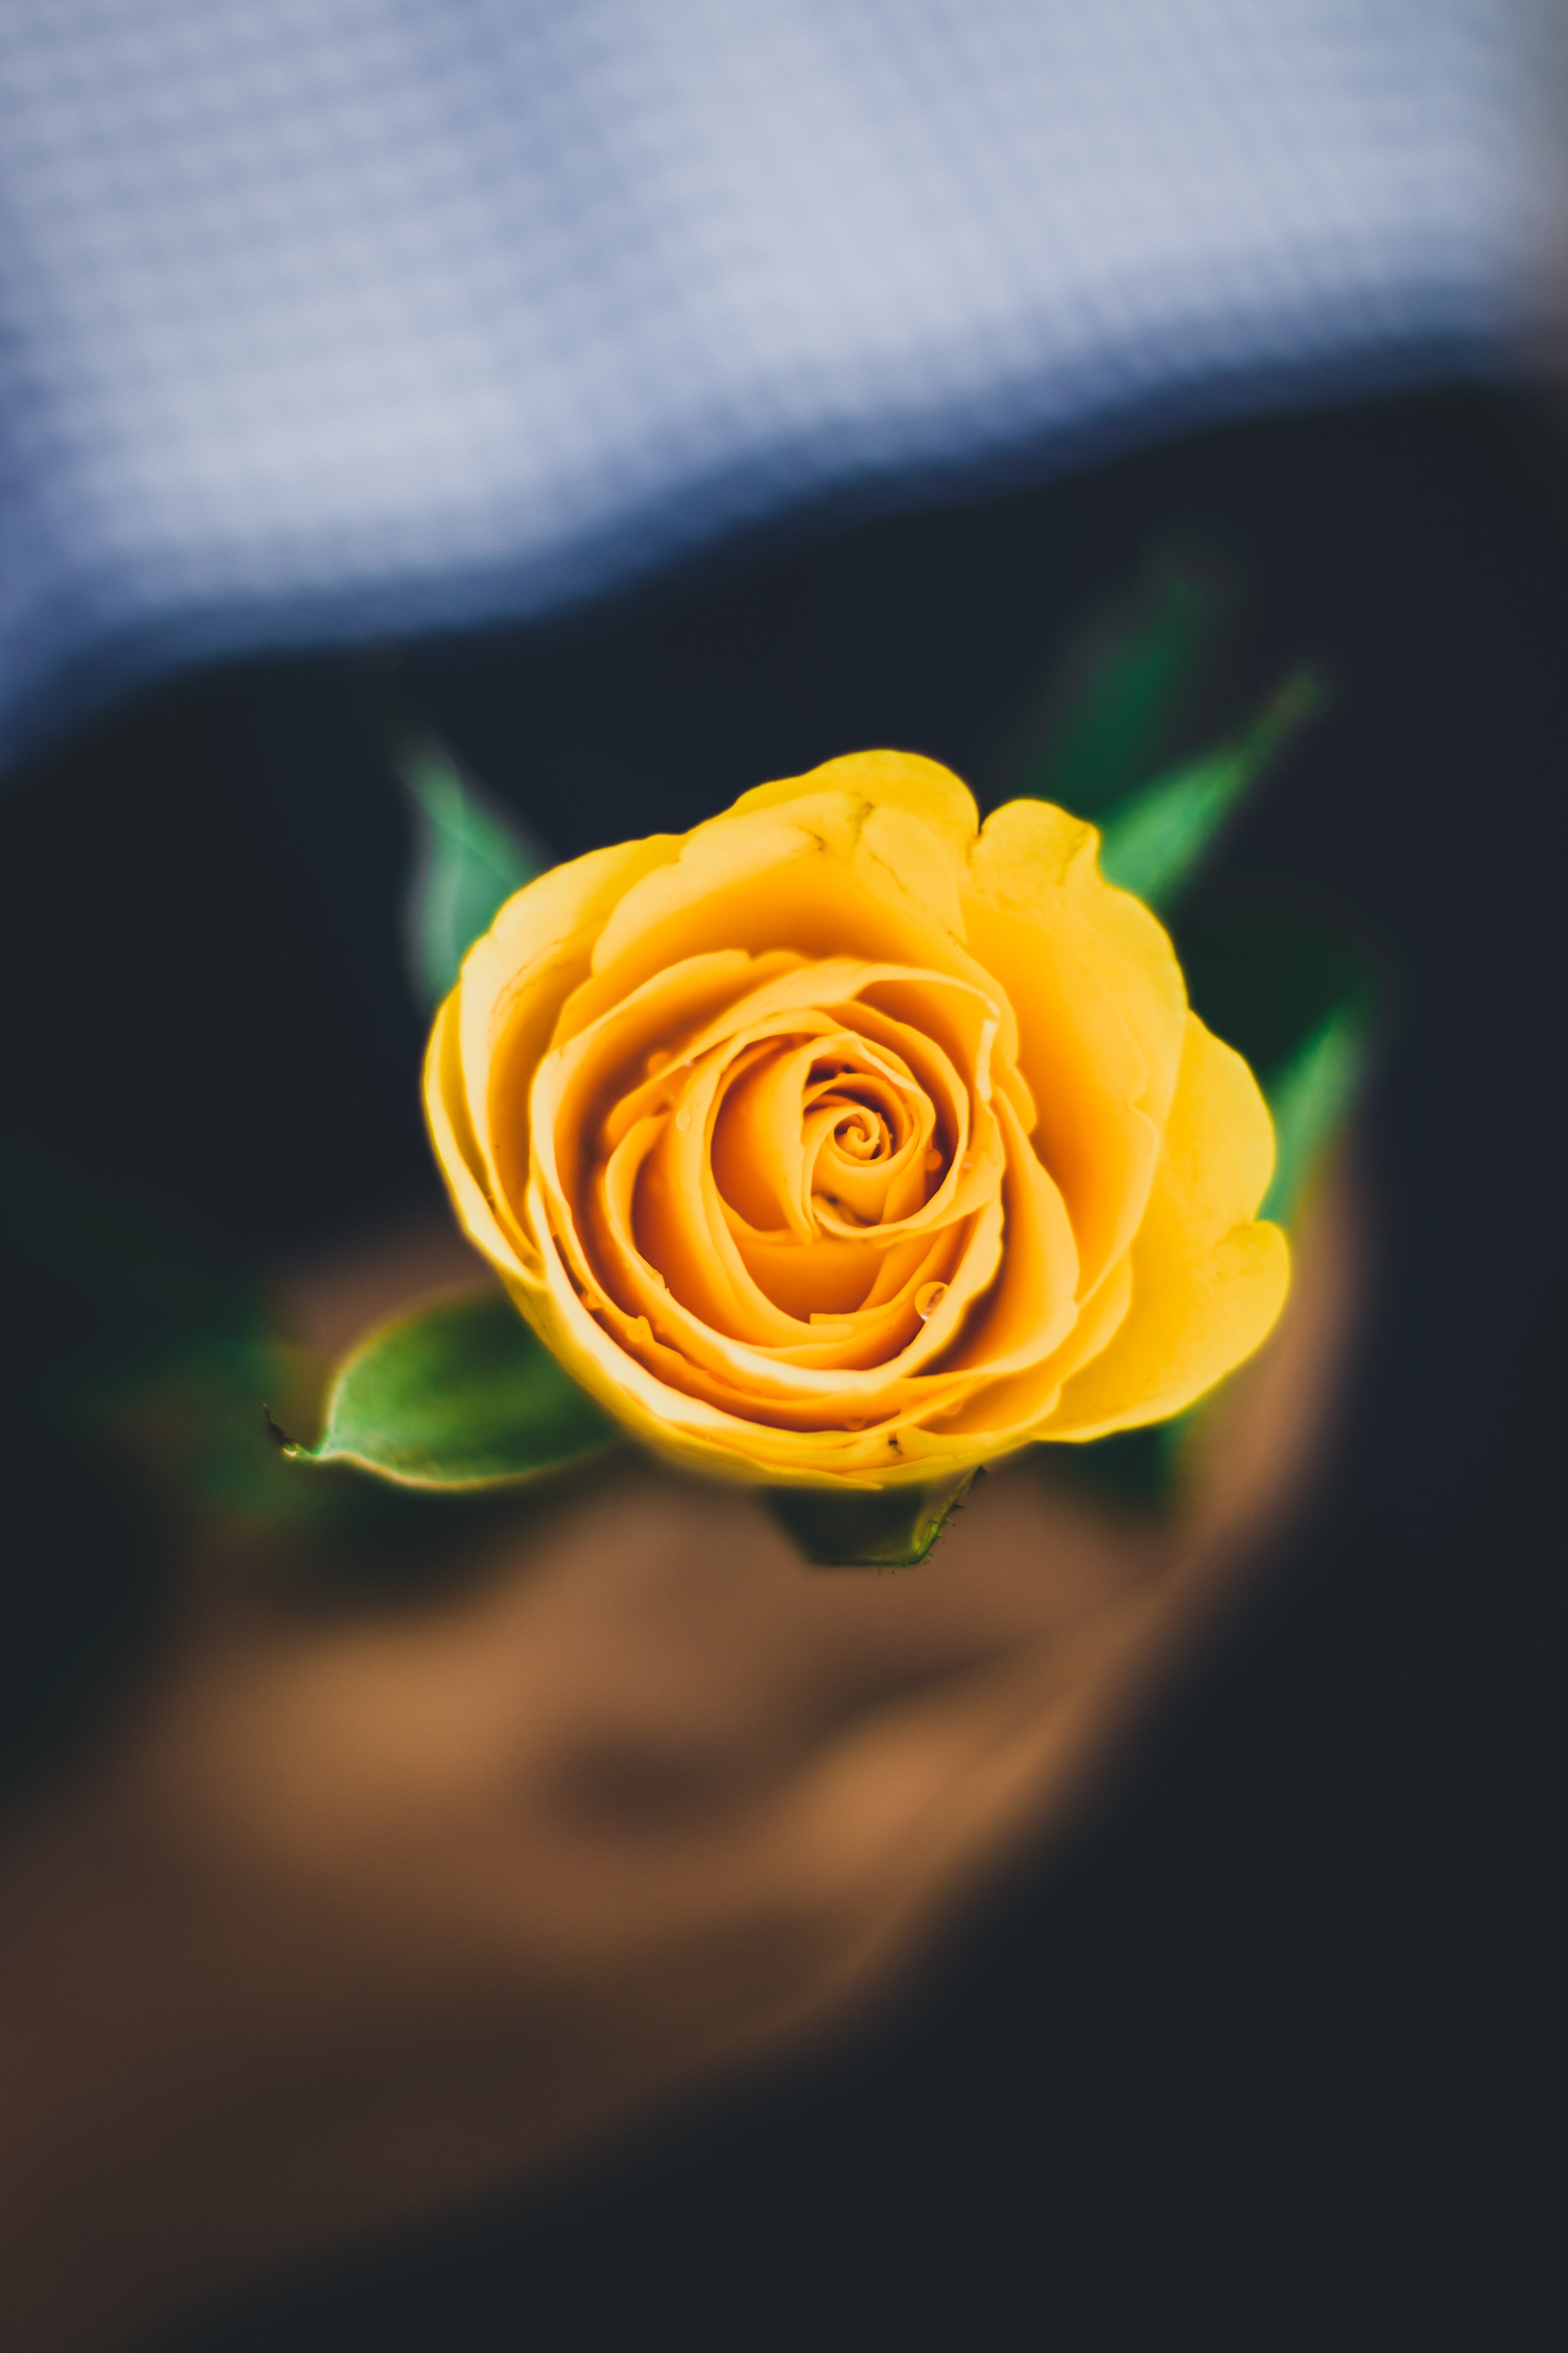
[0,0,1555,772]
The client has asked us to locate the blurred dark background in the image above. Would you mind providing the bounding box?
[2,381,1561,2344]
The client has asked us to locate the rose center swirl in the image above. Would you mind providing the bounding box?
[710,1040,942,1247]
[558,962,1007,1359]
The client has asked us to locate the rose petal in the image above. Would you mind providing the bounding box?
[563,795,1005,1053]
[939,1091,1080,1377]
[1040,1013,1289,1439]
[732,749,980,854]
[457,835,680,1237]
[422,991,535,1274]
[963,800,1187,1299]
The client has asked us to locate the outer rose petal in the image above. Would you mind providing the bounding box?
[961,799,1188,1297]
[1039,1013,1290,1440]
[459,836,681,1252]
[732,749,979,853]
[558,778,1010,1061]
[965,799,1186,1132]
[424,992,524,1272]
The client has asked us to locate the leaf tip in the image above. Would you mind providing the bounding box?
[261,1402,300,1455]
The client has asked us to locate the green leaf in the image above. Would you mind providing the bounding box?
[286,1290,618,1490]
[395,728,550,1008]
[1099,668,1323,914]
[996,559,1226,817]
[766,1471,976,1568]
[1258,998,1374,1227]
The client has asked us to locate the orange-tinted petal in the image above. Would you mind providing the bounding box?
[732,748,979,853]
[962,799,1188,1295]
[1041,1013,1289,1439]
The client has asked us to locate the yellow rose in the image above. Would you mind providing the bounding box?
[425,752,1288,1490]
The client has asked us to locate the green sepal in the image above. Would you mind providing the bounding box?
[1046,1418,1186,1510]
[1098,668,1323,914]
[394,728,549,1009]
[284,1289,618,1490]
[765,1471,976,1568]
[995,559,1226,816]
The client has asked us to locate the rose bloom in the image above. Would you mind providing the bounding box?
[426,753,1287,1490]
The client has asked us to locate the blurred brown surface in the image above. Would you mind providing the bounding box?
[0,1157,1358,2353]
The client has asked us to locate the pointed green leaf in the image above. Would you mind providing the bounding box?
[286,1290,618,1490]
[766,1471,976,1568]
[395,729,550,1008]
[1258,998,1374,1227]
[1099,668,1323,913]
[997,560,1226,817]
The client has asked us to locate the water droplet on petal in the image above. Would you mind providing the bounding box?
[645,1049,672,1076]
[960,1154,974,1172]
[843,1417,865,1432]
[675,1107,692,1132]
[924,1148,943,1172]
[915,1280,948,1321]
